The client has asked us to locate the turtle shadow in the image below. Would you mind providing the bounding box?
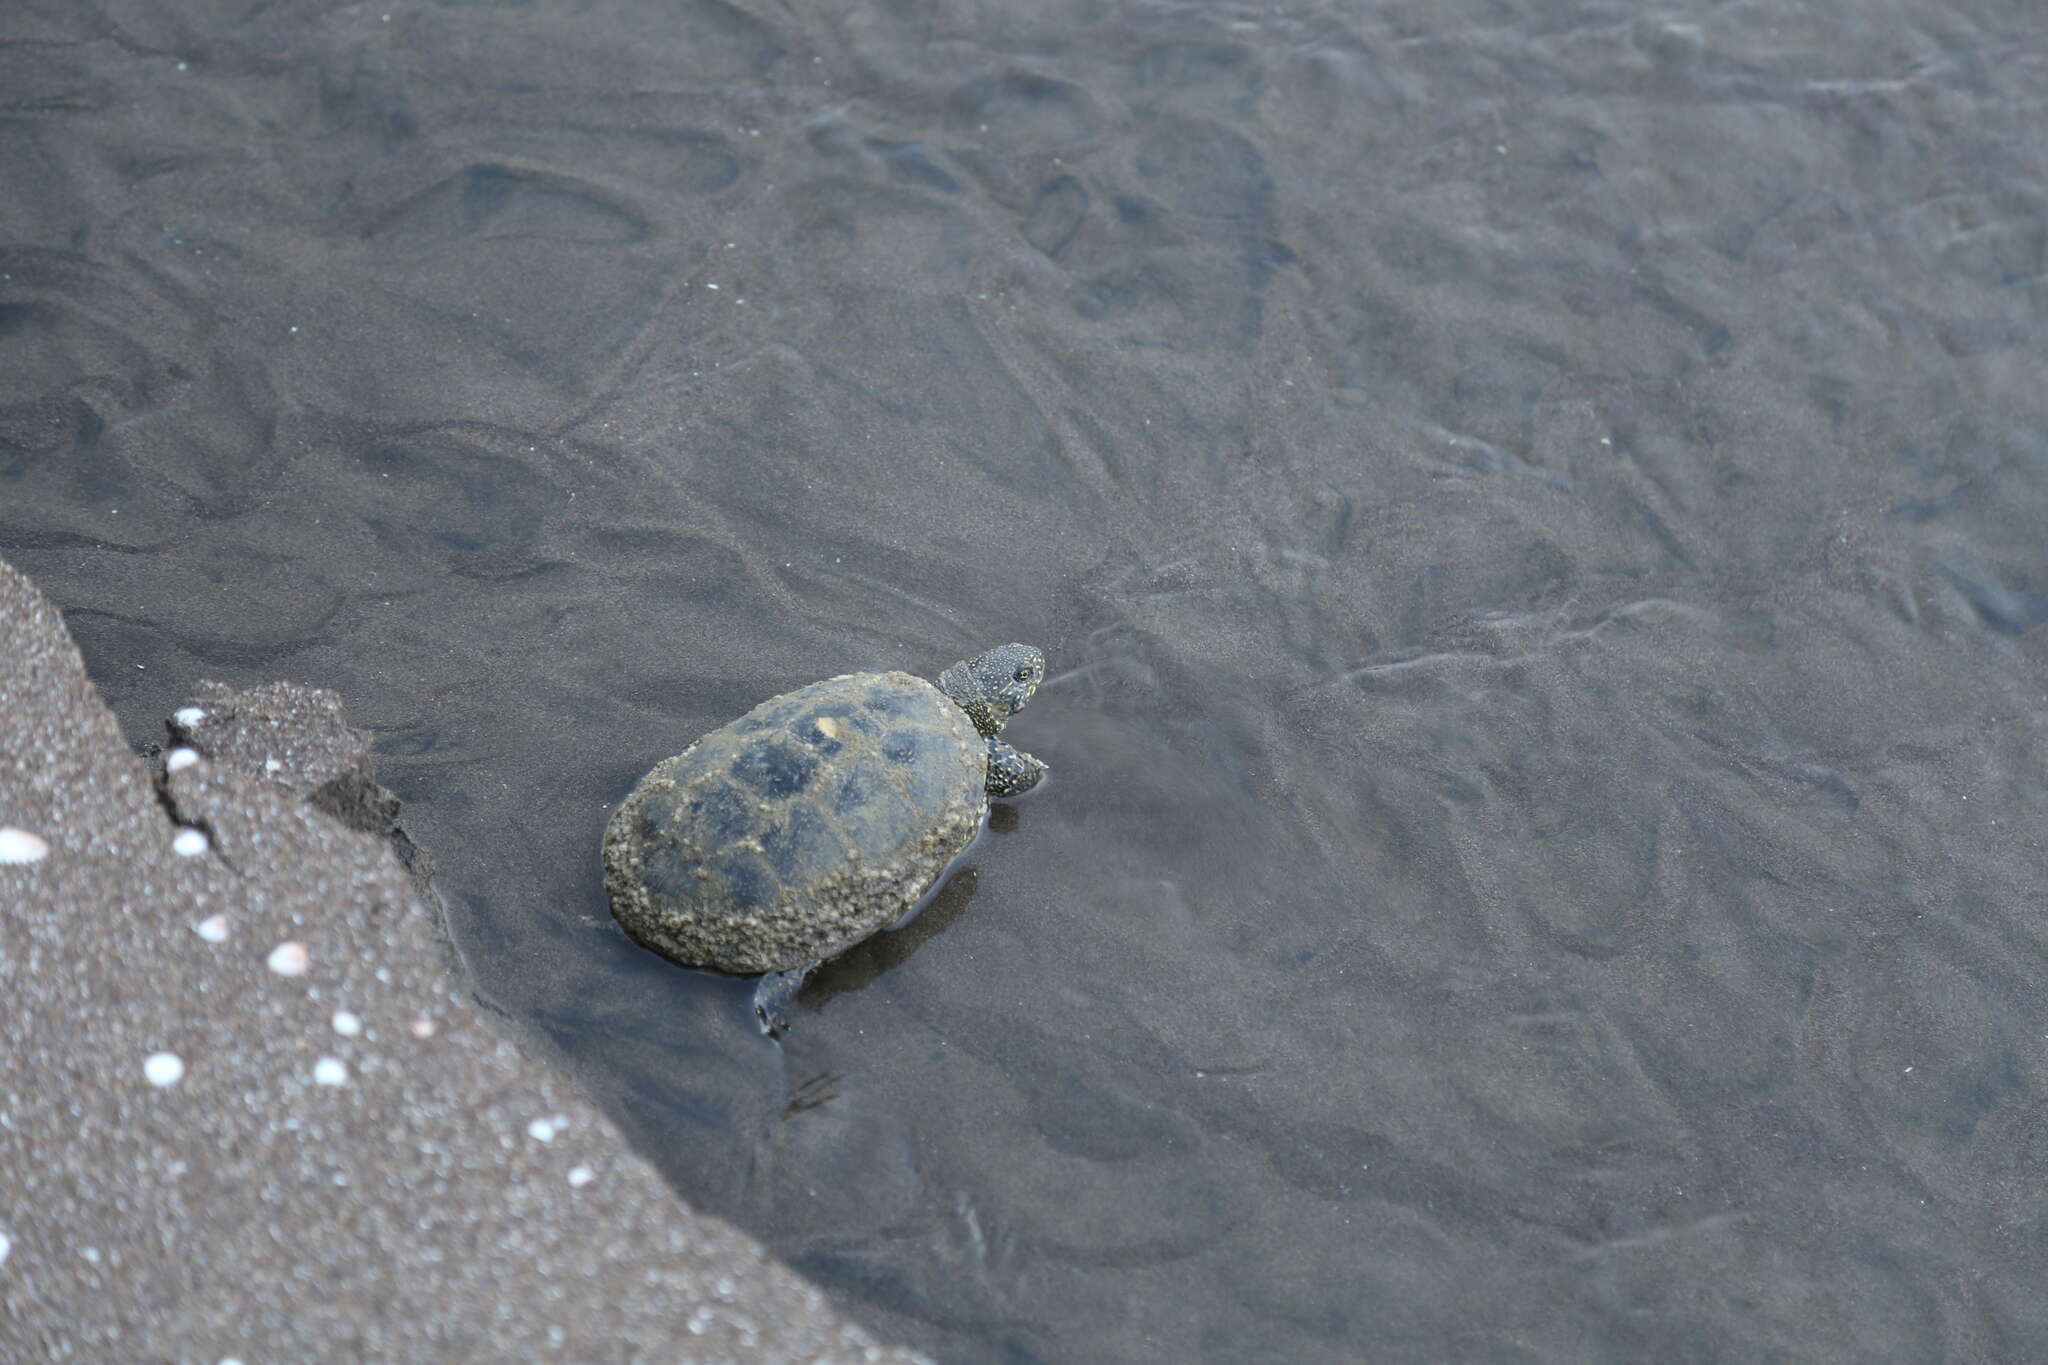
[761,794,1038,1032]
[793,866,981,1013]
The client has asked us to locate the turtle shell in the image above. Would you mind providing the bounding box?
[603,670,987,974]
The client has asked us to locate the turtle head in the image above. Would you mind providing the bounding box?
[938,643,1044,738]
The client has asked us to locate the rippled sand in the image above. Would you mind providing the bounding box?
[5,0,2046,1360]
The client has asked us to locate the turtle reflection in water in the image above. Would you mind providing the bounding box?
[603,644,1048,1030]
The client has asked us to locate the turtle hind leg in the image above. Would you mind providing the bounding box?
[985,740,1047,798]
[752,966,811,1038]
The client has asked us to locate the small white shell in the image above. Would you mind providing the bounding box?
[0,827,50,864]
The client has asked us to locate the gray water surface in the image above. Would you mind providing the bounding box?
[6,0,2047,1360]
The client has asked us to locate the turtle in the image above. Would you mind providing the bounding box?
[603,643,1048,1027]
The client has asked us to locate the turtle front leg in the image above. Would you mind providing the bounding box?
[985,740,1047,798]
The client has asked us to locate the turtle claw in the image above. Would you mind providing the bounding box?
[753,966,810,1038]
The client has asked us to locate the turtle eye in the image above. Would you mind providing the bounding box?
[1013,667,1032,682]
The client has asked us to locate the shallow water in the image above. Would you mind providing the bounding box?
[7,0,2048,1360]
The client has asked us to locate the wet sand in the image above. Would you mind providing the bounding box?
[4,0,2048,1360]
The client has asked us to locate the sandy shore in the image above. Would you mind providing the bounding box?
[0,553,925,1363]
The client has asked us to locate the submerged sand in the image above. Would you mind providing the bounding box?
[5,0,2048,1361]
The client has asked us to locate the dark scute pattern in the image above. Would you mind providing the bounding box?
[685,778,752,848]
[707,848,776,908]
[759,804,846,884]
[633,807,669,845]
[879,727,939,766]
[729,736,818,799]
[861,687,918,717]
[638,842,702,901]
[884,727,955,808]
[833,754,917,850]
[832,758,875,817]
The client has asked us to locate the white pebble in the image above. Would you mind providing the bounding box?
[528,1117,559,1142]
[312,1058,349,1086]
[331,1011,362,1037]
[143,1052,185,1087]
[172,828,209,857]
[263,757,281,775]
[266,941,309,976]
[193,915,230,943]
[410,1016,437,1039]
[567,1165,594,1187]
[174,706,206,727]
[165,747,199,772]
[0,827,49,864]
[0,1230,10,1266]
